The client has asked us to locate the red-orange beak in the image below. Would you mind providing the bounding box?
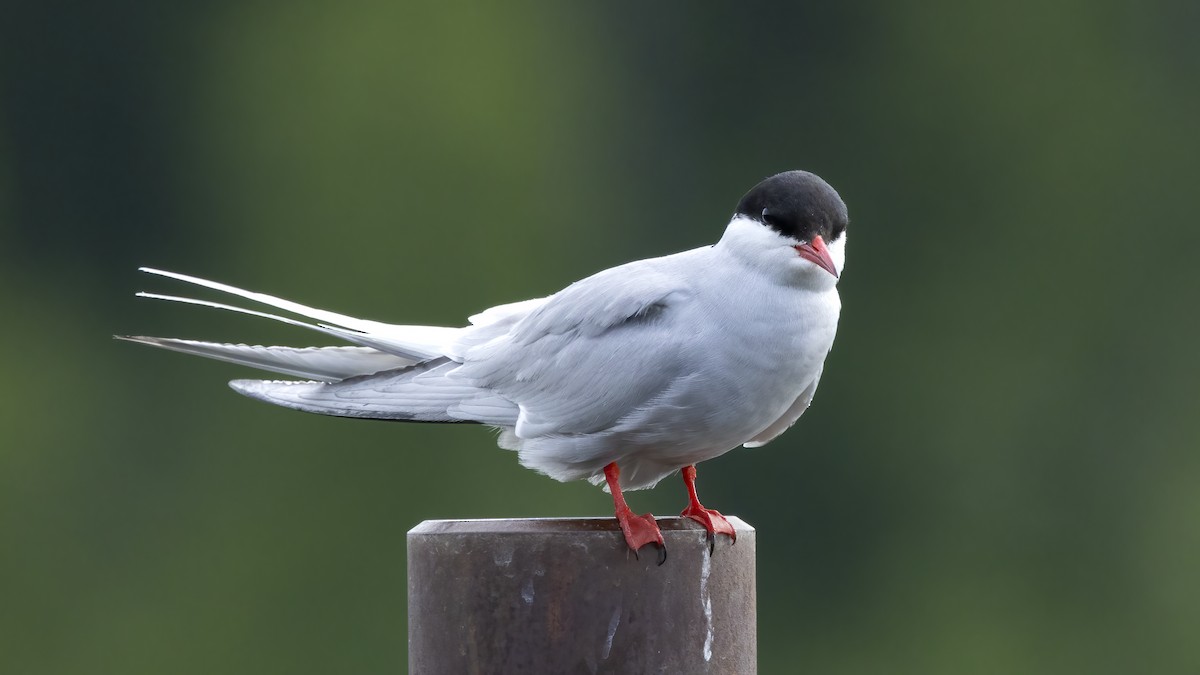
[793,235,838,277]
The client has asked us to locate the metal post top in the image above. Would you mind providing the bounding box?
[408,515,758,673]
[408,516,754,537]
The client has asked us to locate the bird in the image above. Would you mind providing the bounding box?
[118,170,848,563]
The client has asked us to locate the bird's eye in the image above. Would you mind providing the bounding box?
[761,208,798,236]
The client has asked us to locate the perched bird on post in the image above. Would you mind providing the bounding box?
[119,170,848,562]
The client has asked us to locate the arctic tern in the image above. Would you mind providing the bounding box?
[119,170,848,562]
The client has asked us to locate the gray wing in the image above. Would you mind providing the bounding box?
[450,257,696,438]
[229,358,519,424]
[508,263,690,342]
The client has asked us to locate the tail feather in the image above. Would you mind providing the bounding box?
[133,292,426,359]
[126,267,521,426]
[115,335,415,381]
[137,268,458,361]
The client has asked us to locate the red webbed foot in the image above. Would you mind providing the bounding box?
[604,462,667,564]
[680,503,737,554]
[680,464,737,554]
[615,507,667,564]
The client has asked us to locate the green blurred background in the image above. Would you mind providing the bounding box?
[3,1,1199,673]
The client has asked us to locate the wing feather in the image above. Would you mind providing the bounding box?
[451,252,705,437]
[230,359,518,425]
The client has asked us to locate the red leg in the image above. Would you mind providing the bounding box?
[604,462,666,564]
[680,465,737,553]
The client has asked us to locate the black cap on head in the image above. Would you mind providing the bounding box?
[734,170,848,243]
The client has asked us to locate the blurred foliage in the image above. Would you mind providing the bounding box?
[3,1,1199,673]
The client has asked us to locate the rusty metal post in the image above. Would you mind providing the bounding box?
[408,517,756,674]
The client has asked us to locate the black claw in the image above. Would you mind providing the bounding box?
[707,532,716,556]
[631,543,668,565]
